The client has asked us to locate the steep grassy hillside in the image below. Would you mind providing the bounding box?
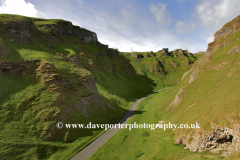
[0,14,156,160]
[89,15,240,159]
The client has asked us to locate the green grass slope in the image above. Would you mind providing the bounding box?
[89,15,240,159]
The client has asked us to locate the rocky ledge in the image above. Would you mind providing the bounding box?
[0,17,108,48]
[175,125,240,157]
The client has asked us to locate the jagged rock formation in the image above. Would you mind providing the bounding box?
[0,60,105,139]
[189,68,198,83]
[227,45,240,55]
[150,51,155,56]
[108,48,119,56]
[144,53,150,58]
[70,76,105,119]
[131,53,143,59]
[56,53,82,66]
[205,15,240,57]
[188,53,193,57]
[96,41,108,48]
[33,60,105,141]
[175,127,235,156]
[124,46,201,83]
[146,60,166,76]
[0,60,40,74]
[186,59,191,65]
[173,49,189,57]
[1,16,107,48]
[38,21,99,45]
[158,48,194,60]
[214,16,240,40]
[3,21,35,44]
[69,56,81,66]
[173,49,184,56]
[167,87,184,111]
[162,48,169,56]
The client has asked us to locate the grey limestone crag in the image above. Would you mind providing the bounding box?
[175,127,238,157]
[108,48,119,56]
[3,21,35,44]
[162,48,169,56]
[131,53,143,59]
[144,53,150,58]
[150,51,155,56]
[2,19,108,48]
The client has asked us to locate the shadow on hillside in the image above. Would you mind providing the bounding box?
[118,110,146,124]
[4,44,24,61]
[94,70,156,101]
[0,73,38,113]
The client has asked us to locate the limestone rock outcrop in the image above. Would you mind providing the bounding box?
[131,53,143,59]
[150,51,155,56]
[214,16,240,40]
[144,53,150,58]
[175,127,238,157]
[188,53,193,57]
[163,48,169,56]
[108,48,119,56]
[0,60,40,75]
[3,21,35,44]
[1,18,108,48]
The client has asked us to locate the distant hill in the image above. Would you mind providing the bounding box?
[122,48,202,88]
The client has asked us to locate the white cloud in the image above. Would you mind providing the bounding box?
[0,0,45,18]
[196,0,240,30]
[98,30,205,53]
[204,35,214,43]
[149,2,171,26]
[196,0,240,45]
[175,20,196,34]
[86,2,205,53]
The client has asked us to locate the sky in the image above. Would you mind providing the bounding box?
[0,0,239,53]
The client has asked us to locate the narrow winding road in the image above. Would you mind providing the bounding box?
[71,89,165,160]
